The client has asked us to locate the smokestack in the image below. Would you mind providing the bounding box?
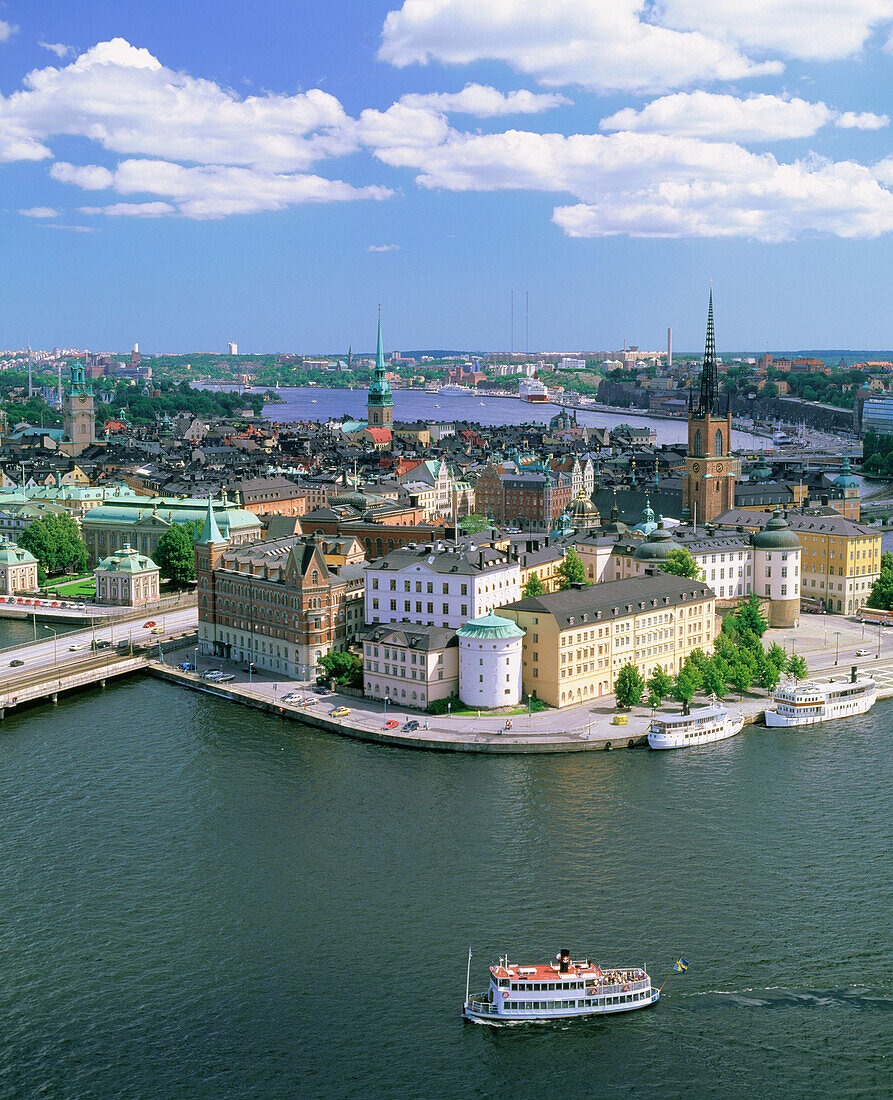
[851,665,857,683]
[667,327,673,367]
[558,949,570,974]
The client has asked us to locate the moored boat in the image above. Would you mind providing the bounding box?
[765,666,876,727]
[648,701,744,750]
[463,948,658,1024]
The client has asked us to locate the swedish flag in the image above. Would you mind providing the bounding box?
[673,957,689,973]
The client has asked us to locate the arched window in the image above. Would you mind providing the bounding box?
[714,428,723,457]
[311,570,319,584]
[693,429,702,458]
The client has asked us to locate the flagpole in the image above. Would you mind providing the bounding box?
[658,965,680,994]
[465,947,472,1007]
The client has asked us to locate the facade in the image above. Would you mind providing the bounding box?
[475,464,573,532]
[362,624,458,709]
[364,543,521,630]
[366,316,394,431]
[500,575,716,709]
[94,545,160,606]
[61,363,96,456]
[456,614,525,708]
[226,476,306,516]
[683,293,738,523]
[752,513,801,627]
[0,539,38,594]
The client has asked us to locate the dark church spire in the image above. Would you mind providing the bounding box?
[697,287,718,415]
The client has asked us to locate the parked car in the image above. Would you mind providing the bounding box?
[856,649,870,656]
[402,720,420,732]
[241,664,256,673]
[332,706,351,718]
[383,719,399,730]
[9,659,24,667]
[177,662,194,671]
[313,686,333,696]
[215,673,235,683]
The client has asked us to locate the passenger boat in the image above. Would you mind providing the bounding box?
[463,948,658,1024]
[765,667,876,727]
[648,701,744,750]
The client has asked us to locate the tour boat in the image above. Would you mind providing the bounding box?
[463,949,658,1024]
[765,667,876,727]
[648,701,745,750]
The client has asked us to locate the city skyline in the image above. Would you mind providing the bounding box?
[2,1,893,351]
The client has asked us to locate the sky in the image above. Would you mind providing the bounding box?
[2,0,893,354]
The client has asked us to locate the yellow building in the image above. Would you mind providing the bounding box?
[715,508,880,614]
[499,574,716,709]
[517,545,565,594]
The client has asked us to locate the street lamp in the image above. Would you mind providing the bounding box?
[835,631,841,665]
[877,621,882,660]
[194,646,199,674]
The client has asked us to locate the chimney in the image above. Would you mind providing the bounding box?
[667,327,672,367]
[558,949,570,974]
[851,665,857,683]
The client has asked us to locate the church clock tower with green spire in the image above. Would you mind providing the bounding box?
[367,312,394,429]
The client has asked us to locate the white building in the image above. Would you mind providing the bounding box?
[0,539,38,594]
[457,614,524,708]
[227,341,238,355]
[364,543,521,630]
[362,624,458,709]
[560,357,586,371]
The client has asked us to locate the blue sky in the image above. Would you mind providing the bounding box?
[2,0,893,353]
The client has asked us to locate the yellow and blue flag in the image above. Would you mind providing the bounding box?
[673,957,689,973]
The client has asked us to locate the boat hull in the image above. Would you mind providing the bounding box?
[463,990,659,1025]
[648,716,745,750]
[764,690,876,727]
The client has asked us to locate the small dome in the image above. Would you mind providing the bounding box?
[633,497,657,535]
[565,488,600,526]
[457,614,525,639]
[753,511,801,551]
[834,455,859,489]
[751,458,772,481]
[95,544,159,573]
[0,538,36,567]
[633,522,677,561]
[601,501,627,535]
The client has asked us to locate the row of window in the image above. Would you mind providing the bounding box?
[506,991,647,1011]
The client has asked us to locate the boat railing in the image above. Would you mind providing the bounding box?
[467,995,499,1014]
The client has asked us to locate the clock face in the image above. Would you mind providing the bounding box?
[692,462,700,474]
[78,394,88,404]
[716,463,724,473]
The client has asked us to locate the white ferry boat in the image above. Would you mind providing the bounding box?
[648,701,745,750]
[463,948,658,1024]
[765,667,876,727]
[439,383,474,395]
[519,377,549,402]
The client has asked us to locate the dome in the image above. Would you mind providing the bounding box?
[751,458,772,481]
[0,538,36,567]
[95,544,159,573]
[834,455,859,489]
[633,497,657,535]
[752,511,801,551]
[633,521,677,561]
[565,488,600,526]
[456,614,525,639]
[601,502,627,535]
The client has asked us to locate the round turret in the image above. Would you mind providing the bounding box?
[457,614,525,709]
[633,521,676,561]
[752,510,801,551]
[834,455,859,490]
[565,488,600,529]
[752,511,801,627]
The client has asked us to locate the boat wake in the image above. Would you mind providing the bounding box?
[682,987,893,1011]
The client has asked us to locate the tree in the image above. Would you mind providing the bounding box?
[19,513,88,575]
[614,663,644,708]
[765,643,788,674]
[867,551,893,610]
[728,646,758,695]
[556,547,589,589]
[757,654,782,694]
[660,547,703,580]
[732,593,769,639]
[319,650,363,686]
[672,669,696,714]
[154,521,200,585]
[646,665,673,708]
[701,659,727,699]
[458,513,490,533]
[787,654,808,680]
[521,573,546,598]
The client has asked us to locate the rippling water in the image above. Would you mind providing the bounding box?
[0,678,888,1098]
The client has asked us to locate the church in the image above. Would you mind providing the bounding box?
[59,363,100,457]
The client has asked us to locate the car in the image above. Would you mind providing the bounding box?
[177,662,195,671]
[215,673,235,683]
[856,649,870,656]
[241,664,256,673]
[201,669,223,680]
[402,720,420,732]
[331,706,351,718]
[383,719,399,730]
[9,659,24,667]
[69,643,85,651]
[313,686,333,696]
[143,621,156,629]
[150,627,164,636]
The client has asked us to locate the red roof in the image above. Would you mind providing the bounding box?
[365,427,392,442]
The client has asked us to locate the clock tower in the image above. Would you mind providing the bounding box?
[62,363,96,455]
[684,290,738,524]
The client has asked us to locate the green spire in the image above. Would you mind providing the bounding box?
[197,494,224,544]
[376,308,385,372]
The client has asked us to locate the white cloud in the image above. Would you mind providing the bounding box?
[657,0,893,62]
[80,202,177,218]
[358,102,450,151]
[399,84,570,116]
[39,224,96,232]
[38,41,75,59]
[0,20,17,42]
[836,110,889,130]
[19,206,58,218]
[380,0,781,93]
[601,93,833,141]
[57,158,392,219]
[367,244,401,251]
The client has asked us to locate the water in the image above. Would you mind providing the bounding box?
[0,677,888,1098]
[227,385,765,449]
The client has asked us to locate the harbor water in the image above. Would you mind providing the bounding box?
[0,675,888,1098]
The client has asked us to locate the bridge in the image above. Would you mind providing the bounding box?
[0,649,149,718]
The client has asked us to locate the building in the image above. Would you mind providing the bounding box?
[364,543,521,630]
[0,539,38,594]
[226,476,306,516]
[714,508,880,615]
[366,315,394,433]
[457,614,524,708]
[60,363,96,456]
[499,574,716,709]
[82,491,262,565]
[683,292,738,523]
[363,624,458,710]
[94,545,160,606]
[227,341,238,355]
[475,465,573,532]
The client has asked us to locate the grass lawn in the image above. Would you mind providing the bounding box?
[46,578,96,599]
[439,699,548,718]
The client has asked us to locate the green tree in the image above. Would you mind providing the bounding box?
[660,546,703,580]
[728,646,758,695]
[646,665,673,707]
[765,643,788,674]
[672,669,696,714]
[732,593,769,639]
[757,654,782,694]
[458,513,490,533]
[19,513,88,575]
[556,547,589,589]
[701,659,727,699]
[614,663,645,708]
[787,654,808,680]
[319,650,363,686]
[521,573,546,598]
[867,551,893,610]
[154,521,200,585]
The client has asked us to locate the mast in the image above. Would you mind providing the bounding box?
[465,947,472,1006]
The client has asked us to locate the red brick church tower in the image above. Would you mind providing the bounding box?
[683,290,738,524]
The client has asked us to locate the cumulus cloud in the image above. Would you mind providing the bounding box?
[399,84,570,116]
[38,41,75,59]
[80,202,177,218]
[57,158,391,218]
[380,0,781,93]
[367,243,401,251]
[0,20,17,42]
[19,206,58,217]
[836,110,889,129]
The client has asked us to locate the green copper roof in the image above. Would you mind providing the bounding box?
[456,614,525,639]
[0,538,37,567]
[95,544,158,573]
[753,511,801,551]
[197,495,224,544]
[834,455,859,489]
[368,311,393,405]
